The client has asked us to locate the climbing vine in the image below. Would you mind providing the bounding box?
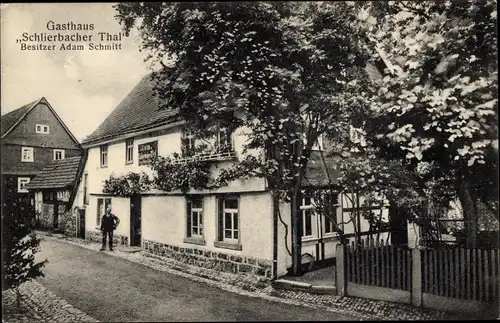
[149,154,216,192]
[102,171,151,196]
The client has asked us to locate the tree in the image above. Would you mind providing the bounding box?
[357,0,498,247]
[2,177,47,307]
[115,1,371,274]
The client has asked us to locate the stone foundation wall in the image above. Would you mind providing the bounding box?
[142,240,273,279]
[85,230,128,247]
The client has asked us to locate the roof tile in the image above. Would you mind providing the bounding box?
[25,156,81,190]
[82,73,178,145]
[1,99,39,137]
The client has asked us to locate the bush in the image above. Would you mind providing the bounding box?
[2,188,47,294]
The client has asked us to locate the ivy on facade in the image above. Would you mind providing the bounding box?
[149,154,216,192]
[102,172,151,196]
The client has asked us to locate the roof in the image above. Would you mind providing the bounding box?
[82,72,179,145]
[1,99,39,137]
[302,151,340,187]
[1,97,81,147]
[25,156,82,190]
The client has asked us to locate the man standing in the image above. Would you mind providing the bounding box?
[100,205,120,251]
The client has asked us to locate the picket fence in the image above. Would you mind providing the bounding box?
[336,239,499,316]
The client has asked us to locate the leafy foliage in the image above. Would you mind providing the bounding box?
[115,1,371,199]
[149,154,214,192]
[2,177,47,292]
[102,172,151,196]
[352,0,498,246]
[114,2,375,273]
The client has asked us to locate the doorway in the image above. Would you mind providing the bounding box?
[53,203,59,229]
[130,195,142,247]
[78,209,86,239]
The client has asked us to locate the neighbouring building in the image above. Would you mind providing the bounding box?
[26,156,86,234]
[73,73,392,280]
[1,97,82,207]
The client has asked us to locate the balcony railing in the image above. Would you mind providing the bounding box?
[172,149,237,165]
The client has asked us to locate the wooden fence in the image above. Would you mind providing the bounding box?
[337,243,500,316]
[346,239,412,291]
[421,247,499,302]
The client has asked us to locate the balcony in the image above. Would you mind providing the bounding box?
[172,145,237,165]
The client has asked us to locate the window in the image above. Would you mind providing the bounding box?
[218,196,239,243]
[100,145,108,168]
[181,129,196,157]
[186,197,203,238]
[96,198,112,226]
[21,147,34,162]
[53,149,65,160]
[217,126,233,153]
[83,173,89,205]
[301,196,314,238]
[35,124,49,134]
[18,177,30,193]
[125,139,134,164]
[322,192,339,234]
[43,191,54,202]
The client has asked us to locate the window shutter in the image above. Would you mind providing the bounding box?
[218,197,224,241]
[186,199,192,238]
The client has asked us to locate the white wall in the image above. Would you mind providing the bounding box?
[85,195,130,242]
[84,124,266,196]
[142,192,274,261]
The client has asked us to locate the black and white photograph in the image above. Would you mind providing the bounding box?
[1,1,498,321]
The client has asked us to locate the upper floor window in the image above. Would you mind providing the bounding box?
[53,149,65,160]
[100,145,108,168]
[21,147,34,162]
[18,177,30,193]
[181,129,196,158]
[125,139,134,164]
[217,126,233,153]
[35,124,50,134]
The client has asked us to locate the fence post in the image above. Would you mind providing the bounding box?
[497,249,500,320]
[411,248,422,307]
[336,244,346,296]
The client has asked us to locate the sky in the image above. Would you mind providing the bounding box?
[1,3,154,141]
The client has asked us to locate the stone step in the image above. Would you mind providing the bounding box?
[272,279,337,295]
[118,247,142,253]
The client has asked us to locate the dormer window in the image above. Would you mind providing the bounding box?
[35,124,49,134]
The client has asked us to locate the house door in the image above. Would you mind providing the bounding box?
[78,209,86,239]
[53,203,59,229]
[130,195,142,247]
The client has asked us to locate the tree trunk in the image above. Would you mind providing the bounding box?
[457,180,478,248]
[15,287,21,310]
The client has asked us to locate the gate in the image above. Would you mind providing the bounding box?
[343,238,412,304]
